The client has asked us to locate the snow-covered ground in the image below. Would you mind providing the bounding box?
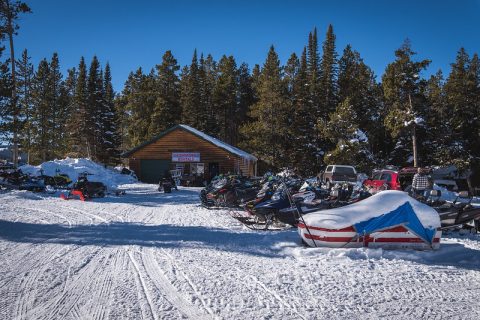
[1,184,480,320]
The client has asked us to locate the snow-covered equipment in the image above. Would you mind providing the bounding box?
[298,190,442,250]
[21,158,136,191]
[60,172,106,201]
[0,168,44,192]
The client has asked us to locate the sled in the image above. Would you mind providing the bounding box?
[60,190,86,201]
[229,209,291,231]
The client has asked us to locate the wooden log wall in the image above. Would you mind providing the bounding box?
[128,128,255,178]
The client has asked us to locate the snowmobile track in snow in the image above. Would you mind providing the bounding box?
[14,205,74,227]
[159,248,217,318]
[126,249,159,320]
[37,247,108,320]
[62,206,109,224]
[2,184,480,320]
[142,247,211,319]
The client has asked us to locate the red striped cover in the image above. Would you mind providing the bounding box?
[298,223,441,249]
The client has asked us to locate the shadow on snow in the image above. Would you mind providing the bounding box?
[0,219,298,258]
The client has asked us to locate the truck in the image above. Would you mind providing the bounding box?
[318,165,357,189]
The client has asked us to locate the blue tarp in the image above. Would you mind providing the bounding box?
[353,202,436,245]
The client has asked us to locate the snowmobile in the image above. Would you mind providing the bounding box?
[426,190,480,232]
[39,169,72,190]
[0,168,44,192]
[158,177,173,193]
[60,172,106,201]
[201,176,259,208]
[284,183,371,225]
[244,178,304,230]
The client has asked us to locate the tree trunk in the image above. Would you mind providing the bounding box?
[9,27,18,167]
[412,125,418,167]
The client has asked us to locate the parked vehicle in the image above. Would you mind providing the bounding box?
[425,190,480,232]
[60,172,106,201]
[363,169,402,193]
[318,165,357,189]
[200,175,259,208]
[38,169,72,189]
[158,177,173,193]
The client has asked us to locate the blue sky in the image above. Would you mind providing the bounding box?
[13,0,480,91]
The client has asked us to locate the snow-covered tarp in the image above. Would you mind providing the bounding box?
[302,190,441,230]
[20,158,137,190]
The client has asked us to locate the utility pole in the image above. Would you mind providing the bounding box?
[409,93,418,167]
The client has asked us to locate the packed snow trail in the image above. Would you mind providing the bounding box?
[1,184,480,319]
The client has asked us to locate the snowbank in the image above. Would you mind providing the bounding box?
[302,190,441,230]
[20,158,136,190]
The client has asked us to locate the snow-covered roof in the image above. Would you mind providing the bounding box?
[122,124,257,161]
[302,190,441,230]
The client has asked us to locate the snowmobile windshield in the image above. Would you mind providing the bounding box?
[212,178,228,190]
[272,183,287,201]
[259,182,271,194]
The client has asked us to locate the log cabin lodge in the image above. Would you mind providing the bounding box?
[122,124,258,185]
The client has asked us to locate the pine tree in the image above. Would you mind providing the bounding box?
[337,45,383,166]
[424,70,452,165]
[30,59,52,162]
[67,57,88,157]
[468,53,480,163]
[86,56,104,160]
[101,63,119,165]
[180,50,201,129]
[0,47,13,146]
[213,55,237,144]
[444,48,480,168]
[15,49,34,163]
[239,46,290,169]
[283,52,299,166]
[290,47,319,174]
[319,24,338,116]
[382,40,430,167]
[237,63,255,143]
[202,54,219,136]
[149,50,180,136]
[49,52,68,158]
[122,68,157,147]
[321,98,373,172]
[307,27,321,121]
[306,27,328,169]
[0,0,31,166]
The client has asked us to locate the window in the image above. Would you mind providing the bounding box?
[373,173,383,180]
[334,167,355,174]
[326,166,333,172]
[191,163,205,175]
[380,173,392,182]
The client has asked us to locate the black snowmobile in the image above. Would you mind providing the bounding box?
[39,169,72,190]
[61,172,106,201]
[158,177,173,193]
[426,190,480,232]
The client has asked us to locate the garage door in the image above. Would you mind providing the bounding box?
[140,159,171,183]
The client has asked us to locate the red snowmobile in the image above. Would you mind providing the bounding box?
[60,172,106,201]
